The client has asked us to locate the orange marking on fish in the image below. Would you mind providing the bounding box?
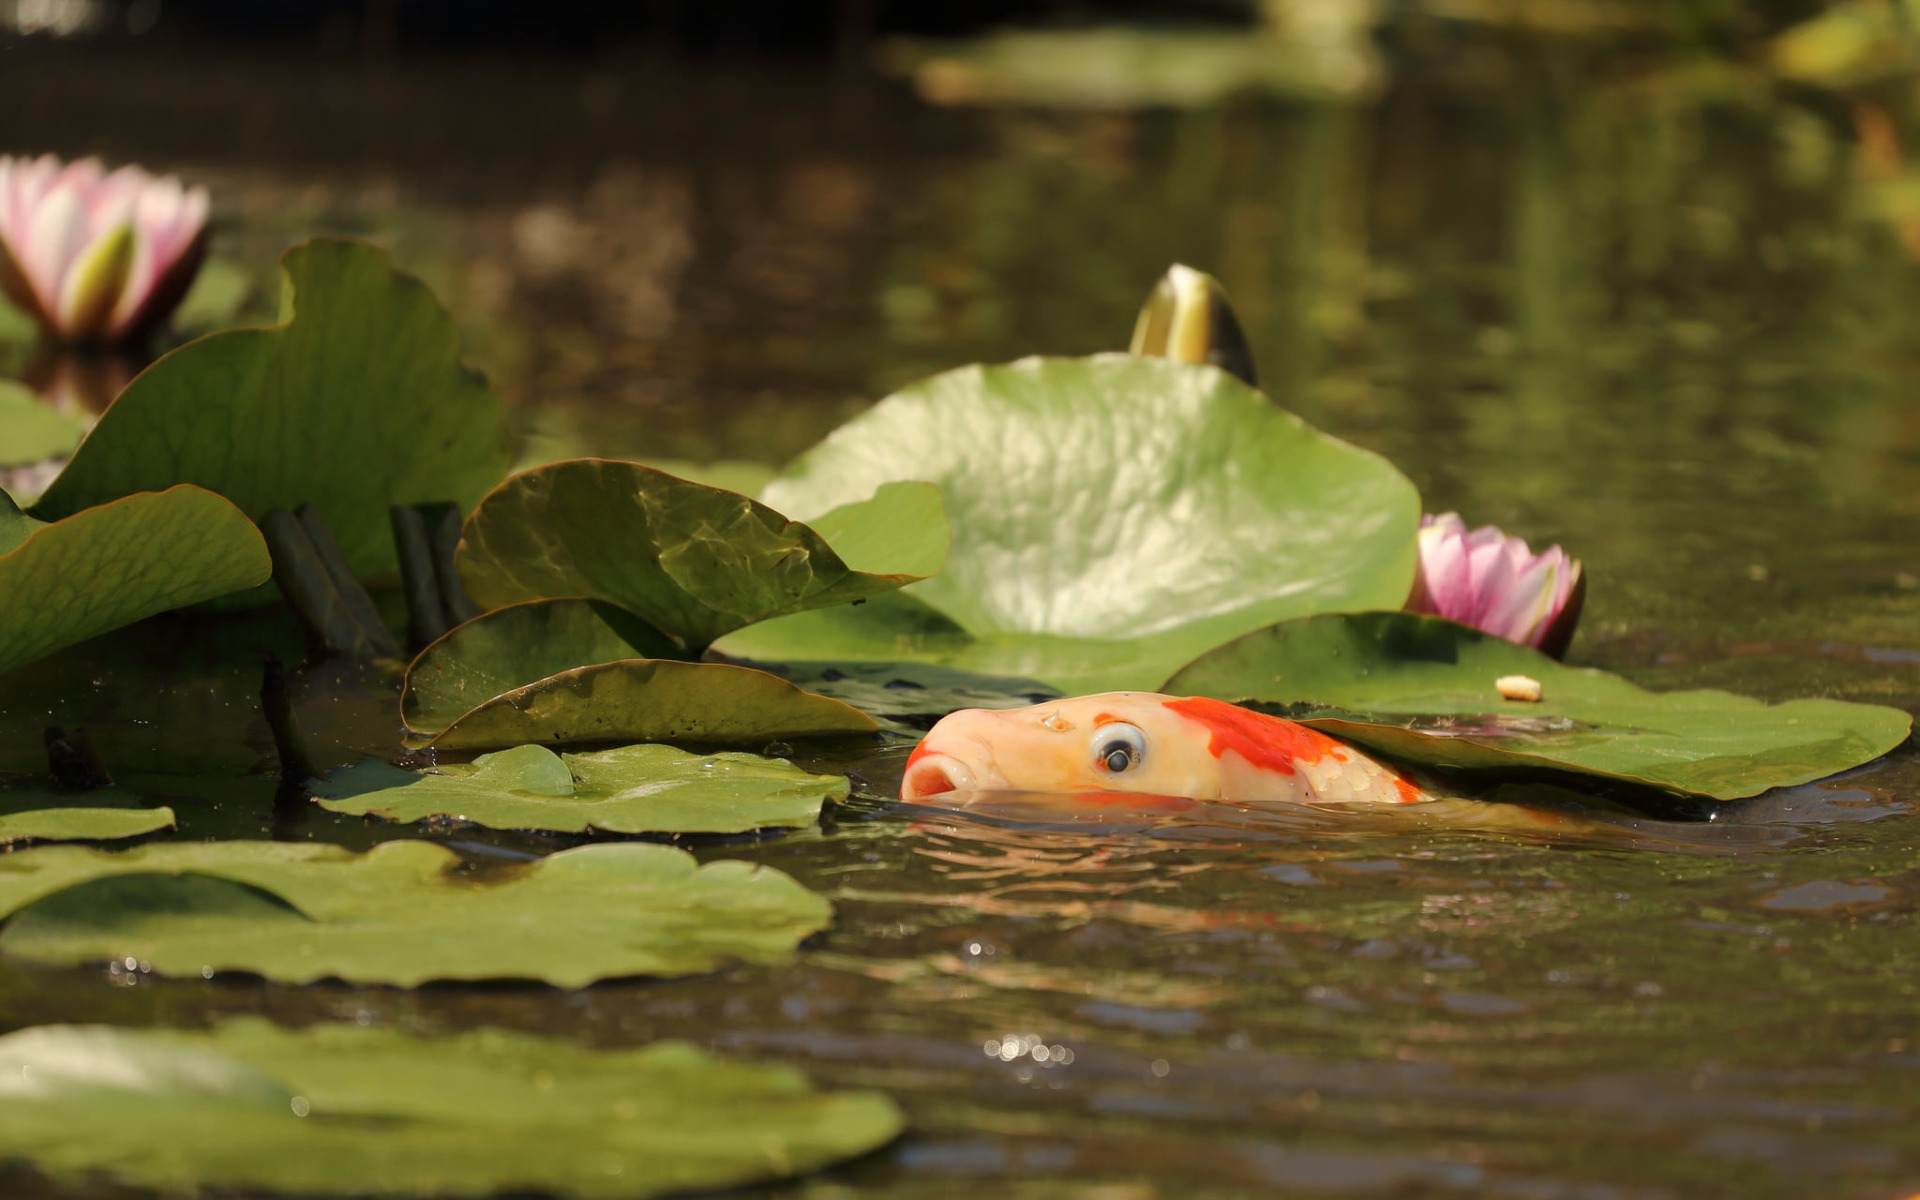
[1161,696,1345,776]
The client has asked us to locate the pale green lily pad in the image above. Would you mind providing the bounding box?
[410,658,878,751]
[1163,611,1915,800]
[0,1020,903,1199]
[315,743,846,834]
[457,463,947,654]
[752,355,1419,692]
[0,787,174,845]
[0,380,86,467]
[0,840,832,986]
[0,485,273,678]
[402,598,684,736]
[31,239,512,581]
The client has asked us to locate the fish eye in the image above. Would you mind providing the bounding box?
[1092,723,1146,774]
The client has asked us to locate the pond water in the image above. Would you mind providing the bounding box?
[2,36,1919,1200]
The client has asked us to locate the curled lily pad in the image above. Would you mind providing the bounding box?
[0,1019,903,1199]
[0,787,174,845]
[456,462,947,654]
[31,239,512,581]
[315,742,846,835]
[0,485,272,678]
[0,839,831,986]
[1163,611,1915,800]
[409,658,877,751]
[751,355,1419,692]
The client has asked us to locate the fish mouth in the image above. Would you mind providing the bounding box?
[901,751,977,800]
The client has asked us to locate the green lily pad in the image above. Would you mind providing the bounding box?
[1163,611,1916,800]
[315,742,846,834]
[31,238,512,581]
[410,657,878,751]
[752,355,1419,692]
[402,598,683,735]
[0,839,832,986]
[0,787,175,845]
[0,380,86,467]
[0,1019,903,1199]
[0,485,273,678]
[457,462,946,654]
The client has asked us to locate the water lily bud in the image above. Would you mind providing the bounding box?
[0,154,209,347]
[1129,263,1258,387]
[1407,513,1586,660]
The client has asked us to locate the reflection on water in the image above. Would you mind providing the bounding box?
[2,34,1920,1200]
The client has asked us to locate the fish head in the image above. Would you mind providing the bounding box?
[900,691,1226,801]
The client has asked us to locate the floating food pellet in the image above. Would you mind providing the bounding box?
[1496,674,1543,702]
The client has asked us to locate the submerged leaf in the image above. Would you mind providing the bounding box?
[750,356,1418,691]
[0,485,272,678]
[457,462,946,653]
[0,1019,903,1198]
[0,839,832,986]
[31,238,512,581]
[315,742,846,834]
[1164,611,1915,800]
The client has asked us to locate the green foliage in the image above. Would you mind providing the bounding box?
[316,742,846,834]
[31,239,512,580]
[457,462,946,654]
[744,355,1421,692]
[0,1020,903,1198]
[1164,612,1914,800]
[0,787,174,845]
[0,380,85,467]
[0,840,832,986]
[0,485,272,678]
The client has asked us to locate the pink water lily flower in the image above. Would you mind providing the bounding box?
[1407,512,1586,659]
[0,154,209,346]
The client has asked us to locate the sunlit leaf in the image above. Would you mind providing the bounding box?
[315,742,845,834]
[1164,611,1915,800]
[0,840,832,986]
[0,1019,903,1198]
[0,787,174,845]
[456,462,946,654]
[31,238,512,582]
[0,486,272,678]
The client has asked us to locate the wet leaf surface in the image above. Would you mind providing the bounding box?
[0,1019,903,1198]
[30,239,512,583]
[315,742,846,834]
[0,840,832,986]
[0,486,272,678]
[754,356,1419,691]
[457,463,946,653]
[1165,612,1914,799]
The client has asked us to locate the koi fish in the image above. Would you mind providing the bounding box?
[901,692,1430,806]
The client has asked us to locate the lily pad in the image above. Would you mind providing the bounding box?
[410,658,878,751]
[0,788,174,845]
[31,238,512,580]
[402,598,683,735]
[0,839,832,986]
[751,355,1419,692]
[456,462,946,654]
[0,380,85,467]
[315,742,846,834]
[0,1019,903,1199]
[0,485,273,678]
[1163,611,1915,800]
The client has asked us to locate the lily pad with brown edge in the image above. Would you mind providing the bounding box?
[0,485,273,678]
[0,787,175,845]
[1162,611,1915,801]
[314,742,845,835]
[0,1019,903,1199]
[455,462,947,655]
[747,355,1419,693]
[0,839,831,987]
[30,239,512,586]
[408,658,878,752]
[402,598,684,737]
